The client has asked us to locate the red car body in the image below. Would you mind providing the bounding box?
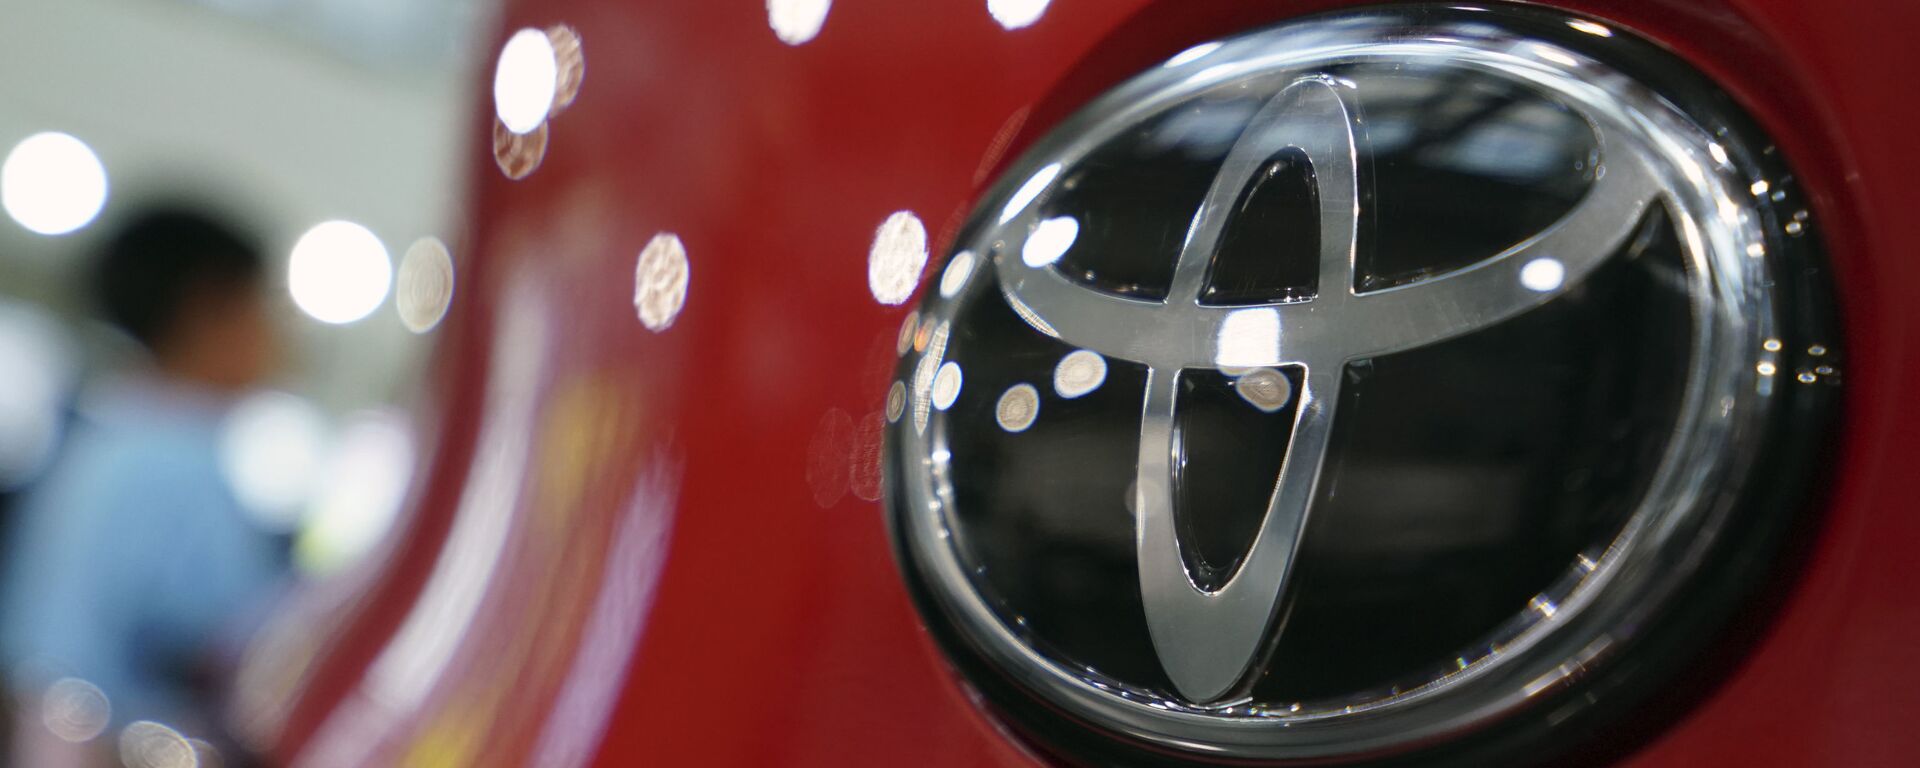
[247,0,1920,765]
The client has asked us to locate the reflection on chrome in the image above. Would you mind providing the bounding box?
[396,237,456,333]
[868,211,928,305]
[1052,349,1106,399]
[547,24,586,115]
[2,132,109,236]
[1020,215,1078,267]
[493,118,550,180]
[1000,162,1062,224]
[633,233,691,331]
[988,0,1050,30]
[1213,308,1280,368]
[932,361,964,411]
[910,320,950,434]
[1234,368,1294,413]
[940,250,978,298]
[288,220,393,325]
[41,677,111,744]
[1520,256,1566,292]
[219,391,329,532]
[995,383,1040,433]
[767,0,832,46]
[494,28,560,134]
[1566,19,1614,37]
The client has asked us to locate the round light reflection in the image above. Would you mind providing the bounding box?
[2,132,108,236]
[289,221,392,325]
[220,391,330,531]
[768,0,832,45]
[869,211,928,305]
[495,28,560,135]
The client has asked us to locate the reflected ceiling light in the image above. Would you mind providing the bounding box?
[1234,368,1294,412]
[118,721,195,768]
[220,391,330,531]
[1520,257,1566,292]
[2,132,108,236]
[768,0,832,45]
[999,162,1061,223]
[1021,215,1078,267]
[988,0,1050,30]
[493,119,550,180]
[932,361,964,411]
[495,28,560,135]
[397,238,455,333]
[1215,308,1279,367]
[634,233,690,331]
[869,211,928,305]
[289,220,392,325]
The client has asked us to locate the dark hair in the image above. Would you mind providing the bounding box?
[90,208,264,350]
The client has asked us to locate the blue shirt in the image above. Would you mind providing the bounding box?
[0,376,281,729]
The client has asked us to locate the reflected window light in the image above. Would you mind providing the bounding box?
[768,0,832,45]
[2,132,109,236]
[495,28,560,135]
[869,211,928,305]
[1520,257,1565,292]
[940,250,978,298]
[396,238,455,333]
[1021,216,1079,267]
[1164,42,1223,67]
[289,221,392,325]
[1566,19,1613,37]
[295,411,416,574]
[42,678,111,744]
[220,391,330,532]
[634,233,691,331]
[1215,308,1279,367]
[1053,349,1107,399]
[988,0,1050,30]
[999,162,1062,223]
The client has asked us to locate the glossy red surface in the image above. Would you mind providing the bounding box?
[259,0,1920,765]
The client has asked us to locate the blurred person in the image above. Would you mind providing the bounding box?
[0,208,286,764]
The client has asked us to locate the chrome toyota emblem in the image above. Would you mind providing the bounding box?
[887,6,1836,763]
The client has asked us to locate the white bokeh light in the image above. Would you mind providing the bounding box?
[296,411,416,574]
[220,391,330,532]
[289,220,392,325]
[988,0,1051,30]
[495,28,560,135]
[768,0,832,45]
[2,132,109,236]
[869,211,928,305]
[1000,162,1061,224]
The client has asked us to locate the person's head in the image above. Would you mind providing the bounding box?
[90,207,276,392]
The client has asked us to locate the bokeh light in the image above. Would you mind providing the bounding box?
[288,220,392,325]
[2,132,109,236]
[219,390,330,531]
[494,28,559,135]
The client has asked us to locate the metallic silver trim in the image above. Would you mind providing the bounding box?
[894,13,1781,759]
